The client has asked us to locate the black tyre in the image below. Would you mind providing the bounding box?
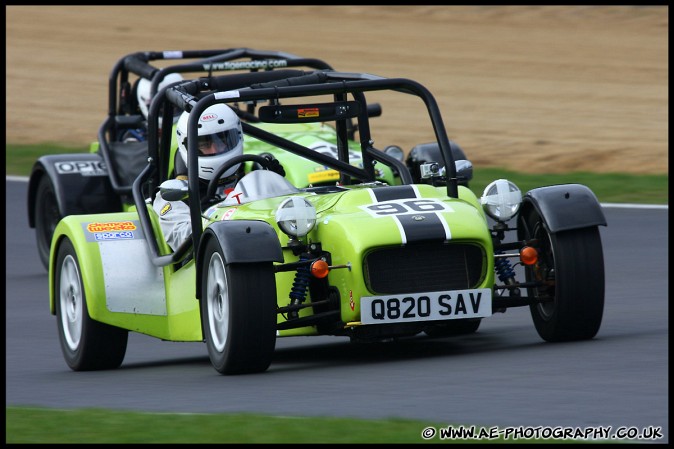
[55,238,128,370]
[523,210,604,342]
[424,319,481,337]
[35,176,61,270]
[201,238,277,375]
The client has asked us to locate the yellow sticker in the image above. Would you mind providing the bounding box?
[160,203,172,216]
[308,170,340,183]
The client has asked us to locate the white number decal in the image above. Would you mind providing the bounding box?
[361,199,453,217]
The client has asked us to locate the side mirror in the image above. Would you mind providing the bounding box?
[455,159,473,182]
[384,145,405,162]
[159,179,189,201]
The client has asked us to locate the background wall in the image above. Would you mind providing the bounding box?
[6,6,668,174]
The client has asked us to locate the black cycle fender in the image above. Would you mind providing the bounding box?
[27,154,122,228]
[195,220,284,299]
[517,184,607,236]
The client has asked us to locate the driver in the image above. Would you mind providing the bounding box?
[120,73,185,142]
[152,103,244,251]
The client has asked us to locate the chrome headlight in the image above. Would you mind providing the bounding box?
[480,179,522,222]
[275,197,317,237]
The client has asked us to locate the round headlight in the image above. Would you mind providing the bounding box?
[480,179,522,222]
[275,197,317,237]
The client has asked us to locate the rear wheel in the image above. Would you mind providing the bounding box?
[523,210,604,342]
[55,238,128,370]
[201,238,277,374]
[35,176,61,270]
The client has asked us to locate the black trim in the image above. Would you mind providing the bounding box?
[371,185,416,201]
[397,213,447,243]
[518,184,607,234]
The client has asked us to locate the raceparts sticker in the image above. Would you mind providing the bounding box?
[360,288,492,325]
[55,160,108,176]
[82,220,144,242]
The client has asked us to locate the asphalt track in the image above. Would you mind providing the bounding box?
[5,178,668,442]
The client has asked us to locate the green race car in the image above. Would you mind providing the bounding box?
[48,69,607,375]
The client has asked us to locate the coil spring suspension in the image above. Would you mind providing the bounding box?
[495,251,520,298]
[495,254,516,283]
[288,255,311,319]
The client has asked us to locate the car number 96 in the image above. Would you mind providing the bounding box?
[360,289,492,325]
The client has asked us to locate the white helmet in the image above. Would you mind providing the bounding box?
[137,72,184,123]
[176,104,244,181]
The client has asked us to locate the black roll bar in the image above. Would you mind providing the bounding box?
[138,69,457,266]
[168,73,459,253]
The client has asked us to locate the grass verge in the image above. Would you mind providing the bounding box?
[8,406,605,443]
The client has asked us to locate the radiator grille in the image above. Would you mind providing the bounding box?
[364,242,485,294]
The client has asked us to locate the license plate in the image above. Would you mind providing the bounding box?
[360,288,492,325]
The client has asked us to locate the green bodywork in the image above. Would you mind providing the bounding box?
[48,179,493,342]
[242,122,399,187]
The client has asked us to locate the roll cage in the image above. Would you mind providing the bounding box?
[97,48,335,197]
[133,70,460,272]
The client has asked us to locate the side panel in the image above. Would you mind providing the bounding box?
[28,154,121,227]
[97,237,167,315]
[518,184,607,234]
[49,212,202,342]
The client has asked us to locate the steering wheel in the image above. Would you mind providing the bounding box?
[205,154,276,203]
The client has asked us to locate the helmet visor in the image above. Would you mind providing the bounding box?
[197,130,241,156]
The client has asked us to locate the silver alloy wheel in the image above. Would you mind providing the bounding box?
[207,251,229,352]
[59,254,83,351]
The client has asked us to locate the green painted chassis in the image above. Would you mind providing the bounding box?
[48,181,492,341]
[48,70,491,343]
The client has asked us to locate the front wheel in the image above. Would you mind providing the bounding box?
[523,211,604,342]
[201,238,277,375]
[55,238,128,370]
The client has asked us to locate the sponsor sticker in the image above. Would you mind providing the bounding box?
[55,161,107,176]
[87,221,136,233]
[308,170,340,184]
[202,60,288,71]
[83,220,142,242]
[160,203,172,216]
[201,113,218,122]
[298,107,319,118]
[94,231,134,241]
